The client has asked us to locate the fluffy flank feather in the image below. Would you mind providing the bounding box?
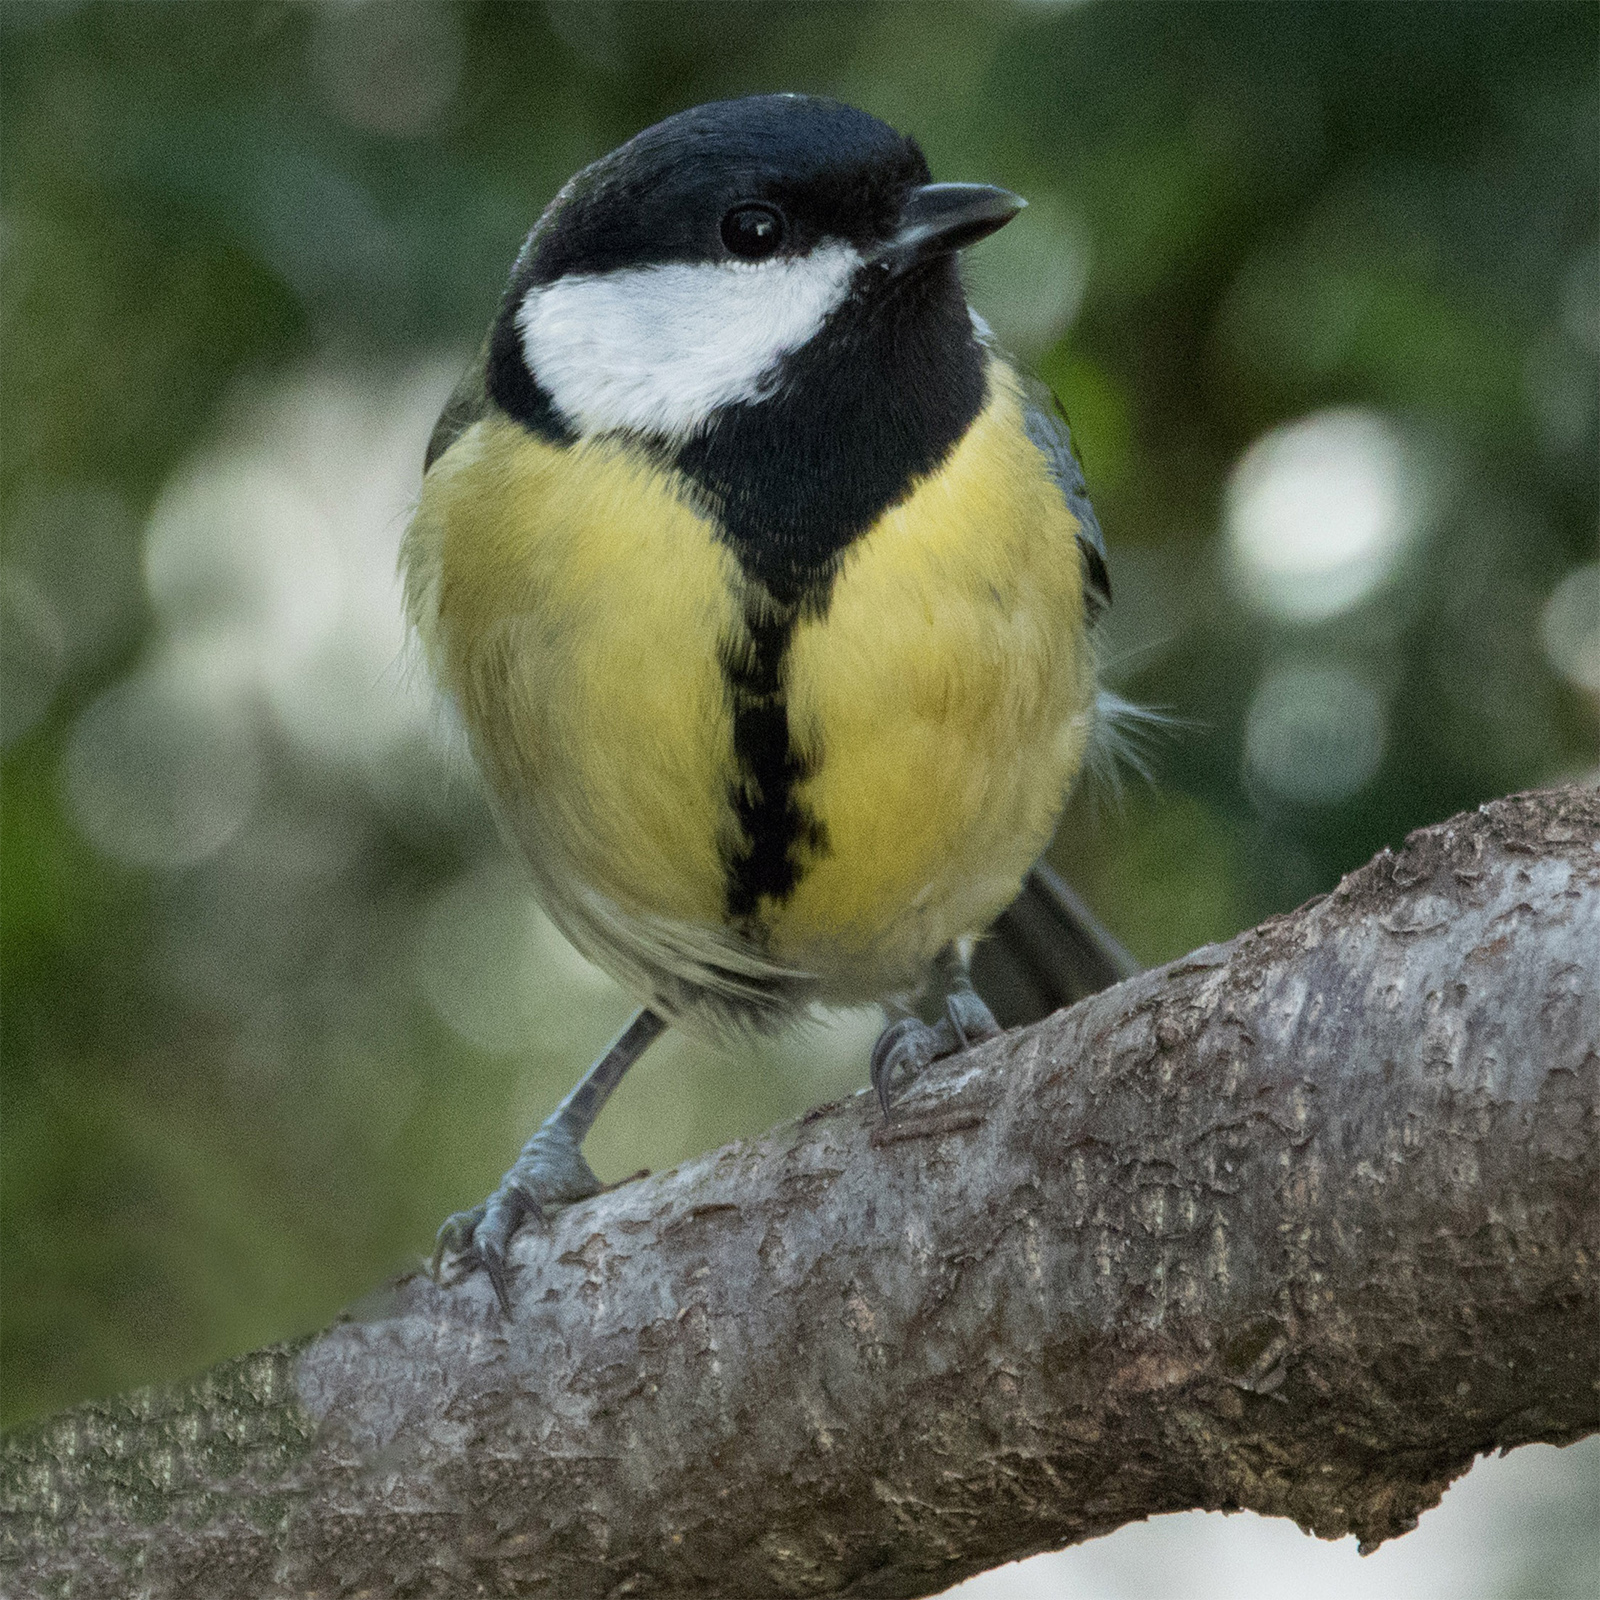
[1084,688,1176,797]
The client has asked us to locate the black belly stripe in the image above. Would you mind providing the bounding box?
[722,599,829,922]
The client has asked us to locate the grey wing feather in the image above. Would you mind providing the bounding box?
[1020,378,1112,621]
[424,341,493,472]
[968,374,1132,1027]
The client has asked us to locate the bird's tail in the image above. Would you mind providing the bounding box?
[973,859,1141,1027]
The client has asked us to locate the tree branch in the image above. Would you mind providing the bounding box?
[4,787,1597,1599]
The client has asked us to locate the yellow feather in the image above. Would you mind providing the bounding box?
[401,361,1095,1025]
[404,415,742,929]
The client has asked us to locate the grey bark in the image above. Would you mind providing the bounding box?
[3,786,1597,1599]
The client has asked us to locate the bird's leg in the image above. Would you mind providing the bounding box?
[869,942,1002,1117]
[938,942,1005,1051]
[432,1007,668,1314]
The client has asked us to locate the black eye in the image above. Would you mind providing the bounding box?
[720,204,784,261]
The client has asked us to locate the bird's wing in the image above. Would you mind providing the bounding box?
[969,374,1135,1024]
[1019,376,1111,621]
[424,342,493,472]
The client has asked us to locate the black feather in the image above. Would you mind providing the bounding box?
[675,256,986,603]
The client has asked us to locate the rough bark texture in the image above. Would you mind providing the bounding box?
[4,786,1597,1599]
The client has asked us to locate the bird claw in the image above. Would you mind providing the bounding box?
[869,987,1001,1118]
[430,1203,487,1283]
[945,986,1002,1051]
[429,1127,602,1315]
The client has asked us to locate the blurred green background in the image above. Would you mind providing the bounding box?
[2,0,1595,1560]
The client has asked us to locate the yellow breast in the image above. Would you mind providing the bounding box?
[402,363,1095,1014]
[402,415,745,931]
[771,370,1096,995]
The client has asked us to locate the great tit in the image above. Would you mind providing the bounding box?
[404,94,1134,1312]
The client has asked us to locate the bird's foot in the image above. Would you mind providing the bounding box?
[869,989,1002,1117]
[946,987,1003,1051]
[430,1123,602,1315]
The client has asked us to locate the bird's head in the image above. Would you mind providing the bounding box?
[491,95,1024,444]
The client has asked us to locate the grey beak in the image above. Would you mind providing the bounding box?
[877,182,1026,274]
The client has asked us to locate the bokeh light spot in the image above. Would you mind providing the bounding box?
[64,646,263,868]
[1540,561,1600,695]
[144,459,343,653]
[1226,408,1420,621]
[415,860,617,1057]
[136,360,462,788]
[1562,241,1598,354]
[1245,659,1386,806]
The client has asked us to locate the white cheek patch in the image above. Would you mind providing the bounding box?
[516,244,862,440]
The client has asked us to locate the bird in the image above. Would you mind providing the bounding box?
[402,93,1137,1313]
